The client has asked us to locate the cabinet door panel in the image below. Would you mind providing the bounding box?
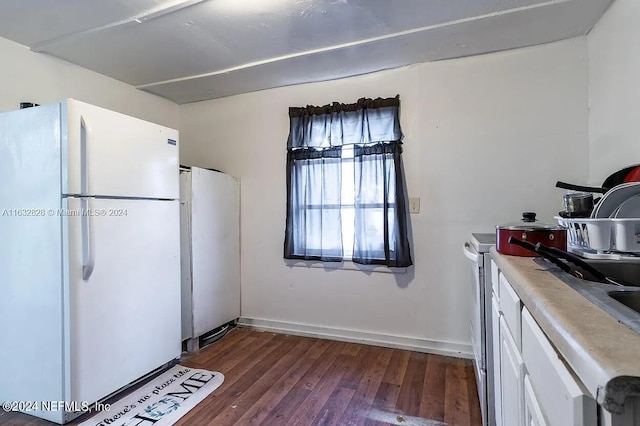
[500,316,524,426]
[492,294,503,426]
[500,272,522,350]
[524,374,547,426]
[491,259,500,299]
[522,308,596,426]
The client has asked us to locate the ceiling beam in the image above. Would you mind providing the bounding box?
[136,0,572,90]
[30,0,211,52]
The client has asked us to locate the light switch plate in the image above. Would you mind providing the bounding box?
[409,197,420,214]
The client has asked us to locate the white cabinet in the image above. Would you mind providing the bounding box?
[490,257,640,426]
[491,259,500,297]
[500,316,524,426]
[521,308,596,426]
[499,272,522,350]
[491,260,596,426]
[524,375,547,426]
[492,267,523,426]
[492,294,503,426]
[180,167,241,352]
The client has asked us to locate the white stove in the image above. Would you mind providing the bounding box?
[463,233,496,426]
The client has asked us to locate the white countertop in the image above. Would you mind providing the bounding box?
[490,248,640,414]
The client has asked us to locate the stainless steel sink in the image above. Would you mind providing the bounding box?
[582,259,640,287]
[540,257,640,335]
[609,291,640,314]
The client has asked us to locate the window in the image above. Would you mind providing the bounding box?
[284,96,412,268]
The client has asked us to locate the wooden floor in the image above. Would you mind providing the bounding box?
[1,328,482,426]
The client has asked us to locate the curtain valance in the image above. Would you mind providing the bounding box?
[287,95,402,149]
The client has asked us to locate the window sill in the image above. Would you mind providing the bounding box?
[284,259,407,274]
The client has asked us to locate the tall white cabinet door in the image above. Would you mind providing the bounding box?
[500,316,524,426]
[492,295,503,426]
[191,168,240,336]
[180,170,194,340]
[65,197,181,405]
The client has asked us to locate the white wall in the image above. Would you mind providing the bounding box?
[0,37,178,128]
[179,38,588,355]
[588,0,640,184]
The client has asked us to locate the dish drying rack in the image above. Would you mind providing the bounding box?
[555,216,640,254]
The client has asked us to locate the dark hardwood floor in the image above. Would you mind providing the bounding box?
[0,328,482,425]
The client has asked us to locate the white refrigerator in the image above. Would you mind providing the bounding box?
[180,167,240,351]
[0,100,182,424]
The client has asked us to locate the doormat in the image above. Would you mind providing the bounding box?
[78,365,224,426]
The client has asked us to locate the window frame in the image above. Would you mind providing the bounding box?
[284,95,412,269]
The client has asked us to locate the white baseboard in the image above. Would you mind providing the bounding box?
[237,317,473,359]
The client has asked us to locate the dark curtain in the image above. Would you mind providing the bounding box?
[284,96,413,267]
[284,146,343,261]
[352,142,412,267]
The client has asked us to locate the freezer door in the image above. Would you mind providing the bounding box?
[65,197,181,405]
[63,99,179,199]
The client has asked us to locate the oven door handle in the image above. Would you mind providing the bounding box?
[464,241,481,263]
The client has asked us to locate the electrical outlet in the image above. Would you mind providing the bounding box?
[409,197,420,214]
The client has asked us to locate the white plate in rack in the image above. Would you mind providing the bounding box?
[613,194,640,218]
[592,182,640,218]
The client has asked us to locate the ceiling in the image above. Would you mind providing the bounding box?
[0,0,614,104]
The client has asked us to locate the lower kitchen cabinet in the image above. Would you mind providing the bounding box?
[491,266,523,426]
[499,273,522,349]
[500,316,524,426]
[491,261,596,426]
[500,317,524,426]
[521,308,596,426]
[524,374,547,426]
[490,257,640,426]
[492,294,503,426]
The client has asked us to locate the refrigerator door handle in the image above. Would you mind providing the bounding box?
[80,116,89,195]
[81,198,95,280]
